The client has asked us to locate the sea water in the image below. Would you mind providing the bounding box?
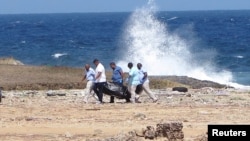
[0,2,249,87]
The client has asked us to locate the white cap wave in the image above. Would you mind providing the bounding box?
[116,0,249,89]
[52,53,68,59]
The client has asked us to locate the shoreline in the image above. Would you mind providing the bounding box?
[1,59,250,140]
[0,63,228,91]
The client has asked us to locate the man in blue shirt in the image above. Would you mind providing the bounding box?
[137,63,158,103]
[81,64,98,103]
[109,62,124,103]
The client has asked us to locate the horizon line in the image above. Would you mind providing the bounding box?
[0,9,250,15]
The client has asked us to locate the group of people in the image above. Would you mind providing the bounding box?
[81,59,158,104]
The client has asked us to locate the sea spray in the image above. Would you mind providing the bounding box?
[117,0,235,87]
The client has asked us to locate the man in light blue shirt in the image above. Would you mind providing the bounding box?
[81,64,98,103]
[137,63,158,103]
[127,62,141,103]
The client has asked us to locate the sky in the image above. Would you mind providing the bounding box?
[0,0,249,14]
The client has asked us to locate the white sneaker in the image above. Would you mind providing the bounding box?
[83,99,88,103]
[96,101,101,104]
[135,96,141,103]
[153,98,158,103]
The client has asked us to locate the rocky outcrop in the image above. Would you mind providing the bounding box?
[151,76,229,89]
[0,57,24,65]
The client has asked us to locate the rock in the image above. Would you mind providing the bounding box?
[133,113,146,120]
[172,87,188,92]
[156,122,184,140]
[46,91,57,96]
[161,76,228,89]
[144,126,156,140]
[0,57,24,65]
[135,129,144,137]
[46,90,66,97]
[57,93,66,96]
[25,117,34,121]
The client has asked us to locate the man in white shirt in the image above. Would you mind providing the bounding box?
[81,64,98,103]
[137,63,158,103]
[93,59,107,104]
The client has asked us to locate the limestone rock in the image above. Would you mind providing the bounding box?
[156,122,184,140]
[144,126,156,140]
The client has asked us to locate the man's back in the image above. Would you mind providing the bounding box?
[128,67,140,85]
[95,63,106,83]
[112,66,123,83]
[138,68,149,83]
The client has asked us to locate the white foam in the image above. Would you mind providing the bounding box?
[167,17,178,21]
[117,0,249,89]
[52,53,68,58]
[235,55,244,59]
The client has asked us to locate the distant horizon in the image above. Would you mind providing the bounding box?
[1,0,250,15]
[0,9,250,15]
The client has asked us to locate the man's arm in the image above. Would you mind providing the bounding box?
[81,74,86,82]
[143,72,148,80]
[95,72,102,80]
[119,69,124,79]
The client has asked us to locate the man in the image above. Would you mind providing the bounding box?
[127,62,141,103]
[137,63,158,103]
[109,62,124,103]
[81,64,98,103]
[93,59,107,104]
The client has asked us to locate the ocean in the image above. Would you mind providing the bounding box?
[0,4,250,87]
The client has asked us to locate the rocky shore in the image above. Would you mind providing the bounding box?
[0,58,249,141]
[0,87,249,140]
